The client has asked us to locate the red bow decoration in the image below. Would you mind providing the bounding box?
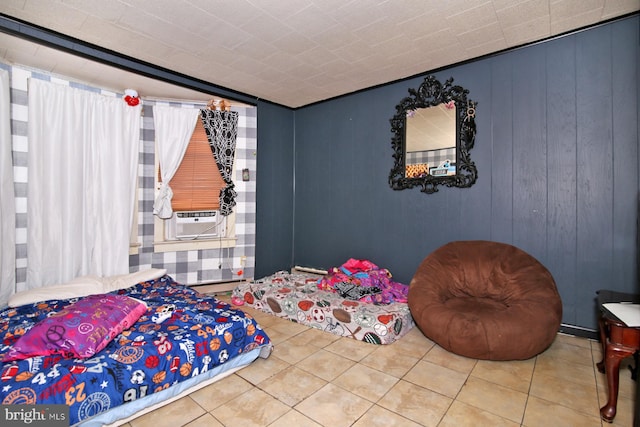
[123,89,140,106]
[124,95,139,106]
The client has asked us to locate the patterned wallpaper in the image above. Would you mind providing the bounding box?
[405,147,456,167]
[3,63,257,290]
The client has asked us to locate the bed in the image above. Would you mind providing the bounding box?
[232,263,414,345]
[0,271,272,426]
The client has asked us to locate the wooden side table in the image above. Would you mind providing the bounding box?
[596,290,640,423]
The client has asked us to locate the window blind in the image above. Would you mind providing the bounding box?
[166,117,225,211]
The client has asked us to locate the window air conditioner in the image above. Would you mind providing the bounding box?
[166,210,226,240]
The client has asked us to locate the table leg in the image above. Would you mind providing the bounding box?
[597,314,607,374]
[600,342,636,423]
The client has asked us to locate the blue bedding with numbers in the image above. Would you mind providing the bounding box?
[0,275,271,426]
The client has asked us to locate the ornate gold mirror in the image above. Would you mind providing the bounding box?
[389,75,477,193]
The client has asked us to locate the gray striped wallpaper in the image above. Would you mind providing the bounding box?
[3,63,257,289]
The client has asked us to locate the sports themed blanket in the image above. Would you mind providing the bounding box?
[233,270,414,345]
[0,275,271,426]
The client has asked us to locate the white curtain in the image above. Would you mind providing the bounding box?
[0,69,15,305]
[26,79,141,289]
[152,105,199,219]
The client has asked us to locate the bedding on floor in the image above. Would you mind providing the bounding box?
[232,268,414,345]
[0,274,271,426]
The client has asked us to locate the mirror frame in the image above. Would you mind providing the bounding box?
[389,75,478,194]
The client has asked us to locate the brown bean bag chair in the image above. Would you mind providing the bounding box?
[408,240,562,360]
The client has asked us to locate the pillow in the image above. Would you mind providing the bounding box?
[3,294,148,361]
[8,276,103,307]
[100,268,167,293]
[8,268,167,307]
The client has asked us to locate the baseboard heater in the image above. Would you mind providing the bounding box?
[293,265,328,275]
[559,323,598,340]
[191,279,246,286]
[189,279,247,294]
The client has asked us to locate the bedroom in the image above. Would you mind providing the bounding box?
[1,2,639,426]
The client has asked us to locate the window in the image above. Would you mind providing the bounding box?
[154,116,236,251]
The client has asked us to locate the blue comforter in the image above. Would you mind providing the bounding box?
[0,275,271,425]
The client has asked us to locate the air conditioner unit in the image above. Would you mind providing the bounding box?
[166,210,226,240]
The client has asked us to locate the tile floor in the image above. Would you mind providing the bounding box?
[123,293,637,427]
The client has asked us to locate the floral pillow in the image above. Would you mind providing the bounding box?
[3,294,148,361]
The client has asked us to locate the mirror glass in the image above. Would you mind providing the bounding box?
[404,104,456,179]
[389,75,477,194]
[405,104,456,152]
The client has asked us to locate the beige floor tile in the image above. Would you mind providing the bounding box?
[332,363,399,402]
[323,336,377,362]
[269,318,311,337]
[248,312,280,328]
[261,327,288,344]
[555,332,595,349]
[592,347,604,367]
[129,315,614,427]
[189,373,254,411]
[439,400,520,427]
[351,404,423,427]
[404,359,468,398]
[209,388,290,427]
[471,358,535,393]
[536,339,595,367]
[236,353,290,385]
[268,409,322,427]
[129,396,205,427]
[183,413,223,427]
[596,371,607,403]
[294,383,373,427]
[591,338,603,351]
[529,371,600,418]
[456,376,527,424]
[259,365,327,406]
[271,336,321,364]
[522,395,602,427]
[616,358,638,400]
[422,344,477,374]
[390,327,435,359]
[285,327,340,348]
[296,348,356,381]
[377,379,452,426]
[360,344,420,378]
[533,352,597,388]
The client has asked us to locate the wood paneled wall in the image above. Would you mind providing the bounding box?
[288,15,639,331]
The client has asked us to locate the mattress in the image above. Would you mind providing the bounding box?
[97,346,267,427]
[233,271,414,344]
[0,275,272,426]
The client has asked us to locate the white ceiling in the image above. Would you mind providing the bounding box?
[1,0,638,108]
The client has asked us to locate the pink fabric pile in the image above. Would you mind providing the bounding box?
[317,258,408,305]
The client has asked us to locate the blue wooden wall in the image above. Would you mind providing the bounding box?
[255,102,295,277]
[286,16,639,331]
